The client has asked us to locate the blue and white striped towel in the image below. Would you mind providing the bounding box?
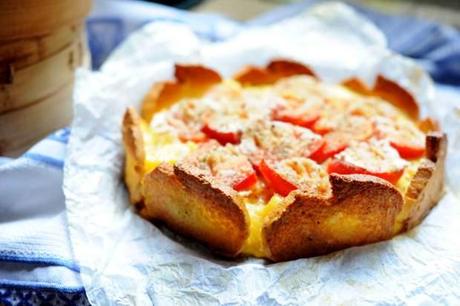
[1,0,459,305]
[0,1,239,304]
[0,129,89,304]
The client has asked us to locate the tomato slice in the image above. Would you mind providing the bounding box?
[270,94,323,129]
[180,141,257,191]
[178,131,208,143]
[259,157,330,197]
[327,140,407,185]
[166,116,208,143]
[202,124,241,145]
[389,141,425,159]
[242,120,323,167]
[233,172,258,191]
[327,159,404,185]
[312,115,373,139]
[373,116,425,159]
[310,132,349,163]
[272,106,320,129]
[310,116,373,163]
[312,120,333,135]
[259,159,297,197]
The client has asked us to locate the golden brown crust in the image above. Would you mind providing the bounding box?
[141,64,222,122]
[263,174,403,261]
[122,107,145,205]
[417,117,440,133]
[425,132,447,163]
[396,132,447,232]
[342,75,420,120]
[234,59,316,86]
[122,61,447,262]
[142,163,249,256]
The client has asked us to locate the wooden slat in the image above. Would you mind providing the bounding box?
[0,0,91,40]
[0,81,74,157]
[0,33,85,113]
[0,24,83,70]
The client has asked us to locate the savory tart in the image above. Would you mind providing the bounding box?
[122,60,446,261]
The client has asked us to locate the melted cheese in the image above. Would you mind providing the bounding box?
[140,122,196,172]
[139,75,426,259]
[396,159,422,194]
[241,194,284,257]
[336,140,408,173]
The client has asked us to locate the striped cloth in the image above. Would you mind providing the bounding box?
[1,0,459,305]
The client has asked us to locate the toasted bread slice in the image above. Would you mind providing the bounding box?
[234,59,316,86]
[141,64,222,122]
[122,107,145,207]
[263,174,403,261]
[142,163,249,256]
[342,76,420,120]
[123,104,250,255]
[394,132,447,232]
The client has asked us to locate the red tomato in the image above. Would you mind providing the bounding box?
[259,159,297,197]
[327,159,404,185]
[202,124,241,145]
[167,116,208,143]
[310,132,349,163]
[373,117,425,159]
[312,119,333,135]
[233,172,258,191]
[184,141,258,191]
[313,115,373,139]
[242,120,324,166]
[390,141,425,159]
[312,126,331,135]
[178,131,208,143]
[272,107,321,129]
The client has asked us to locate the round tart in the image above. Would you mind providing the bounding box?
[122,60,446,261]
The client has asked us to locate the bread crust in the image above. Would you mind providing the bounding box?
[395,132,447,232]
[142,163,249,256]
[122,107,145,207]
[342,76,420,120]
[122,61,448,262]
[234,59,316,86]
[141,64,222,122]
[263,174,404,261]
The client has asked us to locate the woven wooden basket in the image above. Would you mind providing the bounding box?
[0,0,91,156]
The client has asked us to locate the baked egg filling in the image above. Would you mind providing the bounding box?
[139,75,425,258]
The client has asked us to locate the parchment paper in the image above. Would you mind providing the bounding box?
[64,3,460,305]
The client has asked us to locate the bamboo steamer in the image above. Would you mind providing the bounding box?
[0,0,92,40]
[0,81,74,157]
[0,24,84,75]
[0,0,91,156]
[0,35,89,156]
[0,33,85,112]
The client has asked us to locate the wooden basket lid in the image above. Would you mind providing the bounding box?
[0,32,88,113]
[0,24,84,71]
[0,0,92,40]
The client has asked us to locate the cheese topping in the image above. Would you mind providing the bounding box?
[242,194,284,257]
[274,157,331,196]
[335,140,408,173]
[396,159,422,194]
[140,122,196,172]
[139,74,426,258]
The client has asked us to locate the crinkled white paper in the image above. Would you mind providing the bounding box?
[64,3,460,305]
